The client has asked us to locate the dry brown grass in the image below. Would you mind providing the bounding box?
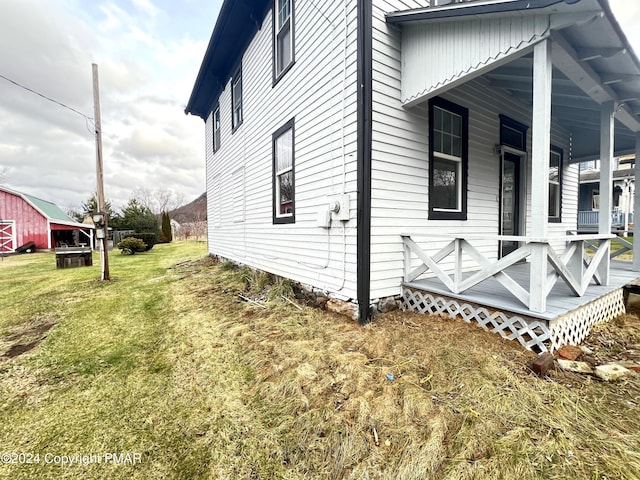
[167,258,640,480]
[1,250,638,479]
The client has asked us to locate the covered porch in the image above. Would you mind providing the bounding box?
[401,232,636,351]
[50,222,94,250]
[387,0,640,350]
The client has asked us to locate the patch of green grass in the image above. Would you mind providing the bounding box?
[1,240,638,479]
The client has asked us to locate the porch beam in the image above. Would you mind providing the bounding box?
[634,134,640,270]
[550,31,640,133]
[529,39,552,313]
[598,101,615,283]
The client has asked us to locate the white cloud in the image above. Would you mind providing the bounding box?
[0,0,220,211]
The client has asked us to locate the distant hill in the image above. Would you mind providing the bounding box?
[170,192,207,224]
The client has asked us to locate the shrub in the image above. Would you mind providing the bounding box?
[117,237,147,255]
[125,232,157,251]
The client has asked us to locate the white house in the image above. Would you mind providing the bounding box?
[578,155,635,232]
[186,0,640,351]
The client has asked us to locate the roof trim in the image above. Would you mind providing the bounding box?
[386,0,582,24]
[0,186,93,229]
[49,220,95,230]
[185,0,270,120]
[597,0,640,81]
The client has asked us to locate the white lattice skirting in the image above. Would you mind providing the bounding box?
[401,287,626,352]
[548,289,625,350]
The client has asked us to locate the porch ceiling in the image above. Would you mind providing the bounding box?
[484,52,638,161]
[388,0,640,161]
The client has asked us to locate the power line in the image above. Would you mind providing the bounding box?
[0,73,94,124]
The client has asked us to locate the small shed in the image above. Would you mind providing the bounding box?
[0,186,94,253]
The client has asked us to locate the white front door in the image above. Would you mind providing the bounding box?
[0,221,16,253]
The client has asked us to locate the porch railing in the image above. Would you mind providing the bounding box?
[577,210,633,228]
[402,233,615,313]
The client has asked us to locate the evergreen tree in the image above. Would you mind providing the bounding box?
[161,211,173,243]
[119,198,160,234]
[72,193,119,225]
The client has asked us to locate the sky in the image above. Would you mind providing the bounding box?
[0,0,222,212]
[0,0,638,213]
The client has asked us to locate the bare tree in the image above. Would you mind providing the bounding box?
[131,187,186,214]
[0,167,8,185]
[131,187,155,213]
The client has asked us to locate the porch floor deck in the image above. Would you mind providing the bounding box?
[403,260,640,322]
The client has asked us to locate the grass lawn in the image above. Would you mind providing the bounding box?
[1,241,639,479]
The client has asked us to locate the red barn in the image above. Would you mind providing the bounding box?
[0,186,94,253]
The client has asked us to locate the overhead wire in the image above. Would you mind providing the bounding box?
[0,73,94,126]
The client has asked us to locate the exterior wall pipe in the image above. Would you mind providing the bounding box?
[356,0,373,324]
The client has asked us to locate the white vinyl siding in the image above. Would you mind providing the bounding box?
[370,1,576,300]
[232,167,245,222]
[205,1,359,300]
[400,14,551,106]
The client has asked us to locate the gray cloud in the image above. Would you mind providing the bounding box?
[0,0,218,211]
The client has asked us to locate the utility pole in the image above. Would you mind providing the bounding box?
[92,63,110,280]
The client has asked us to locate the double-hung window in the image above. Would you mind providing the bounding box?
[273,118,295,223]
[232,70,243,130]
[274,0,294,81]
[549,146,563,222]
[429,97,468,220]
[213,107,221,152]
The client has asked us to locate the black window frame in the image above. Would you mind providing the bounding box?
[428,97,469,221]
[231,67,243,132]
[272,118,295,224]
[212,105,221,153]
[499,115,528,152]
[548,145,563,223]
[273,0,295,85]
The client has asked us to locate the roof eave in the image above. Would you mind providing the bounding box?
[386,0,582,24]
[185,0,270,121]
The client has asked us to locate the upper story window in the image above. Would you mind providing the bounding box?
[273,118,295,224]
[429,97,468,220]
[232,69,243,131]
[274,0,294,82]
[213,107,221,152]
[549,146,563,222]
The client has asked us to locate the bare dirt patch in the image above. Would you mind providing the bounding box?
[1,317,56,359]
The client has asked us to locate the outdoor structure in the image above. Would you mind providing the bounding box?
[186,0,640,352]
[0,186,94,252]
[578,155,635,232]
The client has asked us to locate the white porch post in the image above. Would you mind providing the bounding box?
[529,39,552,313]
[598,101,614,283]
[634,133,640,271]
